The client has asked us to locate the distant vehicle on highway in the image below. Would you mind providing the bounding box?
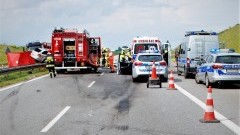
[26,42,44,51]
[30,48,48,62]
[195,49,240,87]
[176,30,219,78]
[132,50,168,82]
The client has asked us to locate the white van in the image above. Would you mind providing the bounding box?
[176,31,219,78]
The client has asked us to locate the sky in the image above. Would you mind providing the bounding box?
[0,0,239,49]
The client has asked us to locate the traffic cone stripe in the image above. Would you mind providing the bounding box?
[205,106,214,112]
[206,100,213,106]
[207,93,213,99]
[169,80,174,84]
[204,112,216,120]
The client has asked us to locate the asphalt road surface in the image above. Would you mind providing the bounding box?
[0,67,239,135]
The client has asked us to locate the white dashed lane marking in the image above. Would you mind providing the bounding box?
[40,106,71,132]
[88,81,96,88]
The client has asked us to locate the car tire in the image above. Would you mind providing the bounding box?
[195,74,202,84]
[132,76,137,82]
[205,74,211,88]
[177,67,181,76]
[184,67,189,78]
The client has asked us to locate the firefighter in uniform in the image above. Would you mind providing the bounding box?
[126,48,131,61]
[119,50,126,62]
[45,52,56,78]
[108,51,115,73]
[120,48,131,62]
[104,48,109,67]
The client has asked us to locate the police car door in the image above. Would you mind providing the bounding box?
[202,55,214,81]
[198,55,209,80]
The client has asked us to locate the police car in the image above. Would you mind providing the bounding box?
[195,49,240,87]
[132,50,168,82]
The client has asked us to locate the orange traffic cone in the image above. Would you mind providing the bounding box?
[150,61,157,79]
[200,86,220,123]
[167,70,177,90]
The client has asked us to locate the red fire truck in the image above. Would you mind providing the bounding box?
[51,28,101,72]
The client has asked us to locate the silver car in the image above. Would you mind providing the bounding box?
[132,52,168,82]
[30,48,48,62]
[195,52,240,87]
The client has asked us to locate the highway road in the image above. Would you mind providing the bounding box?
[0,67,239,135]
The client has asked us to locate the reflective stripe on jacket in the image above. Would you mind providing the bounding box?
[46,64,55,67]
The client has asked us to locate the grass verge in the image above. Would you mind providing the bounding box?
[0,68,48,88]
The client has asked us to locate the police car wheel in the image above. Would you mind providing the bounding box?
[50,72,53,78]
[177,71,181,76]
[205,75,211,88]
[177,67,181,75]
[132,77,137,82]
[184,68,189,78]
[195,74,202,84]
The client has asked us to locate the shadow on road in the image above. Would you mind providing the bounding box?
[215,83,240,90]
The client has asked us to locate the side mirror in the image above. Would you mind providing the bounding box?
[187,48,191,51]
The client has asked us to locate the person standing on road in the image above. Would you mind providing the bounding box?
[45,52,56,78]
[163,50,168,66]
[119,50,126,62]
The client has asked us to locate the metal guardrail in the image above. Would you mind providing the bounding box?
[0,63,46,75]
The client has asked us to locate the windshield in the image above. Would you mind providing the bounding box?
[215,55,240,64]
[134,44,158,54]
[138,55,162,62]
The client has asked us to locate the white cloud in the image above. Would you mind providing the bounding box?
[0,0,239,49]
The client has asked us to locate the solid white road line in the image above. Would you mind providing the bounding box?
[0,75,48,92]
[175,84,240,135]
[40,106,71,133]
[88,81,96,88]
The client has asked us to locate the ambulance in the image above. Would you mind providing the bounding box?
[131,36,162,61]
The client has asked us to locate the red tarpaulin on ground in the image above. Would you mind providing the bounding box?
[7,51,35,68]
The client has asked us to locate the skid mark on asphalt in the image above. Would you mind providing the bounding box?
[0,84,22,104]
[115,98,130,113]
[70,120,191,135]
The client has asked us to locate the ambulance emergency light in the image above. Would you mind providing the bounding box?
[139,50,160,53]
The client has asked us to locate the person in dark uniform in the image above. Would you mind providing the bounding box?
[163,50,168,66]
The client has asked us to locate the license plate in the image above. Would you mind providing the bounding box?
[226,69,239,73]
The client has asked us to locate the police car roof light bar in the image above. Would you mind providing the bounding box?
[210,48,236,54]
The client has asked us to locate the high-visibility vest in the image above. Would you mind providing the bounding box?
[45,55,55,67]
